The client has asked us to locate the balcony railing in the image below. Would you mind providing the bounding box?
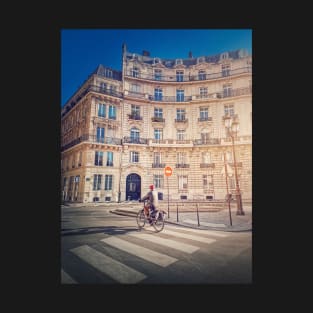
[151,117,165,123]
[175,118,188,123]
[61,134,122,151]
[152,163,166,168]
[200,163,215,168]
[128,114,142,120]
[193,138,221,145]
[175,164,190,168]
[125,66,251,82]
[198,117,212,122]
[228,162,242,167]
[123,137,148,144]
[148,95,192,102]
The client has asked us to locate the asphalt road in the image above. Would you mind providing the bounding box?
[61,205,252,284]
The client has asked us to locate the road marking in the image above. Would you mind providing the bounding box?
[168,226,229,237]
[182,219,226,228]
[70,245,146,284]
[101,236,177,267]
[129,233,199,253]
[61,269,77,284]
[162,229,217,244]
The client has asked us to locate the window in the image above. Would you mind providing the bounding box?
[154,108,163,118]
[224,104,235,117]
[224,151,233,162]
[130,84,141,93]
[98,103,106,117]
[201,132,210,143]
[93,174,102,190]
[203,175,213,189]
[130,151,139,163]
[176,59,183,65]
[178,175,188,190]
[109,85,117,94]
[78,151,82,166]
[154,88,163,101]
[176,108,186,120]
[154,152,161,165]
[198,70,206,80]
[100,82,107,91]
[223,84,232,97]
[95,151,103,166]
[132,67,139,78]
[130,127,140,142]
[105,69,113,78]
[154,129,163,140]
[108,105,116,119]
[96,127,105,143]
[177,129,185,140]
[105,175,113,190]
[154,69,162,81]
[198,56,205,63]
[154,175,163,188]
[176,70,184,82]
[107,151,113,166]
[176,89,184,102]
[131,105,140,118]
[72,155,75,168]
[222,64,231,77]
[202,152,211,163]
[177,152,187,164]
[199,107,209,120]
[199,87,208,98]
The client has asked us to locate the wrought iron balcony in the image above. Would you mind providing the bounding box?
[193,138,221,145]
[151,117,165,123]
[175,164,190,168]
[152,163,166,168]
[175,118,188,123]
[128,114,142,120]
[148,95,192,102]
[123,137,148,144]
[198,117,212,122]
[200,163,215,168]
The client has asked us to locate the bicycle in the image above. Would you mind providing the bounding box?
[136,200,166,232]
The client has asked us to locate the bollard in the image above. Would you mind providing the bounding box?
[176,203,179,222]
[196,203,200,227]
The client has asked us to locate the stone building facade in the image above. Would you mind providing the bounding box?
[61,44,252,203]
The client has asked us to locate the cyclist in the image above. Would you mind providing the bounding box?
[139,185,158,224]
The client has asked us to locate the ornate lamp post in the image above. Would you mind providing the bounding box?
[224,116,245,215]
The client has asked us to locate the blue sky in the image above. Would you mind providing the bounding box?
[61,29,252,107]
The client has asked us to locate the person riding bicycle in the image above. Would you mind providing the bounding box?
[139,184,158,224]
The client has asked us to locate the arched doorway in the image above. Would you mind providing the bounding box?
[126,173,141,201]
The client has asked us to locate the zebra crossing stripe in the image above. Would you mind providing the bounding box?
[129,233,199,253]
[162,229,217,244]
[182,219,226,228]
[61,269,77,284]
[70,245,146,284]
[101,236,177,267]
[168,226,229,237]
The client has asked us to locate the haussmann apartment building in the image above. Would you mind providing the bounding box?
[61,44,252,204]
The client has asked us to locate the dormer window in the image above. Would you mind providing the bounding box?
[197,56,205,63]
[176,59,183,65]
[153,57,161,64]
[221,52,229,60]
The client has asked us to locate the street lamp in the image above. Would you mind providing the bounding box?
[224,116,245,215]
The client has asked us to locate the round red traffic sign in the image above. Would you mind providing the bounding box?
[164,166,173,177]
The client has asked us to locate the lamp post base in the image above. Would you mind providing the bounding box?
[235,194,245,215]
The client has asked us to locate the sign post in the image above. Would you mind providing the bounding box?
[164,166,173,218]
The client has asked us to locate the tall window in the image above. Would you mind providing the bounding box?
[108,105,116,119]
[198,70,206,80]
[176,108,186,120]
[154,129,163,140]
[131,105,140,118]
[154,88,163,101]
[203,175,214,189]
[104,175,113,190]
[98,103,106,117]
[132,67,139,77]
[224,151,233,162]
[154,152,161,165]
[177,152,187,164]
[96,127,105,143]
[93,174,102,190]
[78,151,82,166]
[154,107,163,118]
[130,84,141,93]
[224,104,234,116]
[176,89,184,102]
[177,129,185,140]
[199,87,208,98]
[178,175,188,189]
[202,152,211,163]
[100,82,107,91]
[154,69,162,81]
[104,68,113,78]
[107,151,113,166]
[199,107,209,120]
[222,64,231,77]
[130,128,140,142]
[176,70,184,82]
[223,84,232,97]
[130,151,139,163]
[95,151,103,166]
[201,132,210,143]
[154,174,163,188]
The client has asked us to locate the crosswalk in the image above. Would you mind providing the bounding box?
[61,225,230,284]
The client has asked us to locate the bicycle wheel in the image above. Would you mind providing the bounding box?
[152,210,165,232]
[136,209,146,229]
